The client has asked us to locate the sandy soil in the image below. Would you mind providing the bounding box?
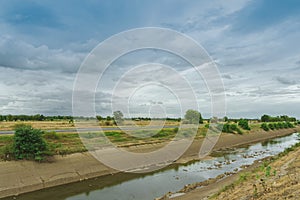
[0,127,299,198]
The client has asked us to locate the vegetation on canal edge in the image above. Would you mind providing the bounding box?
[211,140,300,199]
[0,113,298,161]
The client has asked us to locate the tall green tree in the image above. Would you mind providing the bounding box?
[261,114,270,122]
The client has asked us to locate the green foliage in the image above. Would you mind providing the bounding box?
[222,123,243,134]
[239,172,250,181]
[265,165,271,177]
[0,143,14,161]
[260,114,296,122]
[13,124,48,161]
[184,109,203,124]
[268,123,275,130]
[261,123,269,131]
[277,122,284,129]
[0,114,73,122]
[286,121,294,128]
[261,114,271,122]
[173,127,179,133]
[261,121,295,131]
[223,116,229,122]
[238,119,251,130]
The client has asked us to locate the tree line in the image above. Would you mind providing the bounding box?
[0,114,74,122]
[261,114,296,122]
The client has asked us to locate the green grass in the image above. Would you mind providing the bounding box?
[0,125,237,160]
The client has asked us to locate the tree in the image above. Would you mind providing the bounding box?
[199,113,204,124]
[13,124,47,161]
[261,114,270,122]
[223,116,229,122]
[113,111,124,125]
[96,115,103,121]
[106,116,112,121]
[184,109,202,124]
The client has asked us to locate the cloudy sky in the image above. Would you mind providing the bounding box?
[0,0,300,118]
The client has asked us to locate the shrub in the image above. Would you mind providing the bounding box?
[268,123,275,130]
[238,119,251,130]
[286,122,294,128]
[230,123,238,131]
[222,123,242,134]
[277,122,284,129]
[261,123,269,131]
[222,123,231,133]
[14,124,48,161]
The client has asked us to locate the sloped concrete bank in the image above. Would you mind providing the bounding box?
[0,127,299,199]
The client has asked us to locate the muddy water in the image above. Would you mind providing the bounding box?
[4,133,299,200]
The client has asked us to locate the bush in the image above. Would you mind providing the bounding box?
[230,124,238,131]
[222,123,242,134]
[286,122,294,128]
[277,122,284,129]
[268,123,275,130]
[238,119,251,130]
[261,123,269,131]
[14,124,48,161]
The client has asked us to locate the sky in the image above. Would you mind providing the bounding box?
[0,0,300,118]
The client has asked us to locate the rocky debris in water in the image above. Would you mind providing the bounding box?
[224,171,236,176]
[158,171,238,199]
[214,163,222,168]
[240,164,251,169]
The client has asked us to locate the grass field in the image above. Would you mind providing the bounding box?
[0,120,180,131]
[0,122,292,161]
[0,125,209,160]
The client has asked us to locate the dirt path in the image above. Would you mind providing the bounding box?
[0,128,298,198]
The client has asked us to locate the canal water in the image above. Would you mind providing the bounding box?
[4,133,299,200]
